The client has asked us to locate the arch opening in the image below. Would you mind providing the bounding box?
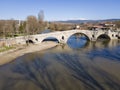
[67,33,90,49]
[67,33,90,42]
[97,34,110,41]
[42,37,59,43]
[26,39,34,45]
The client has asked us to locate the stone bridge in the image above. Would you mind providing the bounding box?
[15,29,119,45]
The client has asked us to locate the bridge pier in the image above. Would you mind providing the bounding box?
[91,38,97,42]
[59,36,66,44]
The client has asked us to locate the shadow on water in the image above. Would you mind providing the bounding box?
[92,67,120,90]
[54,52,120,90]
[3,54,58,90]
[2,52,120,90]
[55,53,104,90]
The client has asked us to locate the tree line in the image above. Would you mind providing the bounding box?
[0,11,75,39]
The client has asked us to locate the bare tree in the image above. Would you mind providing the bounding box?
[38,10,44,22]
[26,15,38,35]
[38,10,46,33]
[0,20,5,38]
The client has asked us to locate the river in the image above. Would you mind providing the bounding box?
[0,36,120,90]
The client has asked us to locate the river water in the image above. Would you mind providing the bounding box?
[0,36,120,90]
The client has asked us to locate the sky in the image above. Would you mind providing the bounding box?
[0,0,120,21]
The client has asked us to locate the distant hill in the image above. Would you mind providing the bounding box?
[57,19,120,24]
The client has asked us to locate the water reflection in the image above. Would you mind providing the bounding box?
[87,45,120,61]
[67,36,88,49]
[0,37,120,90]
[67,35,120,50]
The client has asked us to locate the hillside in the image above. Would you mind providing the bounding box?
[57,19,120,24]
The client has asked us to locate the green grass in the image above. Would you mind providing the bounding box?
[0,46,15,52]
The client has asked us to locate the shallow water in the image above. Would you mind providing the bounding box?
[0,36,120,90]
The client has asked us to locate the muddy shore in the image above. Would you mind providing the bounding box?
[0,41,58,65]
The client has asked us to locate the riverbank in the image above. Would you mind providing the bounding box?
[0,41,58,65]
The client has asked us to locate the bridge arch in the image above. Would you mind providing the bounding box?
[97,34,111,40]
[26,39,34,44]
[41,37,59,43]
[66,32,91,43]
